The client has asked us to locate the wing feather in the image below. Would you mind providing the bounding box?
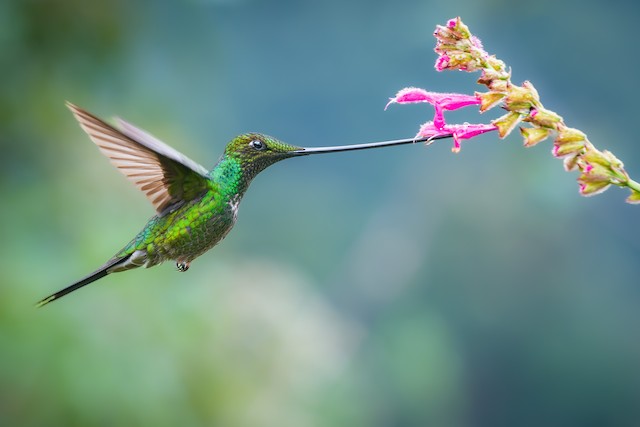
[66,102,211,214]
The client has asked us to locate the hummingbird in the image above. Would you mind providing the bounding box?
[36,103,449,307]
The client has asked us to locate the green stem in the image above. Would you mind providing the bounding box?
[625,178,640,193]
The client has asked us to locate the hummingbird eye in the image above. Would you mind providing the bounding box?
[250,140,266,151]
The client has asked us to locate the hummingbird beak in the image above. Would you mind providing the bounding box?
[291,134,453,156]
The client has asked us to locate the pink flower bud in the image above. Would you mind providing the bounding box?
[527,108,562,128]
[578,180,611,197]
[435,54,450,71]
[577,159,614,197]
[552,140,584,158]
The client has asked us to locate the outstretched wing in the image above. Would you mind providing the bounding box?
[66,102,211,214]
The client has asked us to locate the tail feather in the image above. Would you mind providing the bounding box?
[35,257,128,308]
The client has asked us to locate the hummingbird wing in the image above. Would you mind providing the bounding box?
[66,102,211,214]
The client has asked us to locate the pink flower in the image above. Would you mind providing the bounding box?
[417,121,498,153]
[386,87,481,129]
[435,54,450,71]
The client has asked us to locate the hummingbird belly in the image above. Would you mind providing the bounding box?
[160,202,237,263]
[122,195,238,268]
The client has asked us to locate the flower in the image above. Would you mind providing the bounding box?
[435,54,450,71]
[386,87,481,130]
[520,127,551,147]
[423,16,640,203]
[417,121,497,153]
[552,127,587,158]
[385,88,480,111]
[433,17,489,72]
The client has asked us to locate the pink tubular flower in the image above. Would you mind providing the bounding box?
[386,86,496,153]
[386,88,481,129]
[418,121,498,153]
[386,87,480,110]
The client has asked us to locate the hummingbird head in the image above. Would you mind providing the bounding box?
[222,133,302,182]
[220,132,456,190]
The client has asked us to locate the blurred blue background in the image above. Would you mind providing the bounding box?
[2,0,640,426]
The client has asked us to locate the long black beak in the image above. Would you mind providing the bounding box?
[292,134,453,156]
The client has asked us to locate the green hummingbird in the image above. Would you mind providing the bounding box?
[36,103,449,307]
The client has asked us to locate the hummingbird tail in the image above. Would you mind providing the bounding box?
[35,256,129,308]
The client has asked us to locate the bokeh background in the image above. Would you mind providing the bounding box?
[2,0,640,426]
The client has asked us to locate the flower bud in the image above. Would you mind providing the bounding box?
[434,43,459,55]
[433,26,458,44]
[563,154,580,171]
[553,140,585,158]
[578,180,611,197]
[489,79,508,92]
[476,91,505,112]
[435,54,450,71]
[520,126,550,147]
[552,128,586,158]
[601,150,625,171]
[446,17,471,40]
[485,55,507,73]
[626,189,640,204]
[445,52,478,71]
[528,108,563,129]
[522,81,540,102]
[582,149,612,168]
[505,85,539,111]
[555,127,586,144]
[492,111,522,138]
[580,161,610,180]
[477,68,509,89]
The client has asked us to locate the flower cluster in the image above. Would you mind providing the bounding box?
[388,17,640,204]
[385,88,497,153]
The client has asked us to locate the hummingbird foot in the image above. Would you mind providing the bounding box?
[176,261,190,272]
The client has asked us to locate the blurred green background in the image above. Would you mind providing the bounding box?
[2,0,640,426]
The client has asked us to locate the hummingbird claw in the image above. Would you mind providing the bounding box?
[176,261,190,272]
